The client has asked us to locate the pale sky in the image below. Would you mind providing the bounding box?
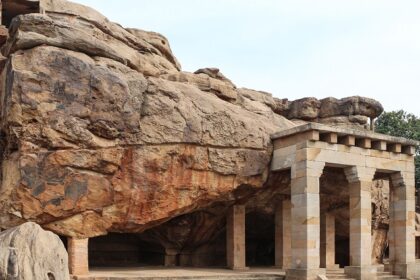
[72,0,420,115]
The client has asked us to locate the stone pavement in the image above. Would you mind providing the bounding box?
[73,267,286,280]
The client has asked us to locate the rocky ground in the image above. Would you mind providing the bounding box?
[0,0,412,268]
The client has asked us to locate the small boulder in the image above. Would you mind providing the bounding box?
[0,222,69,280]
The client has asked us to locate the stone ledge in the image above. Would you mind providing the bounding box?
[286,268,326,280]
[344,265,377,280]
[271,123,419,155]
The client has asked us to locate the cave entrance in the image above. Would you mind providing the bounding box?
[88,233,165,268]
[319,167,350,269]
[245,211,275,267]
[2,0,40,27]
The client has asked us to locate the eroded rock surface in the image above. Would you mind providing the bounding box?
[0,0,297,238]
[0,0,402,266]
[0,222,69,280]
[279,96,383,129]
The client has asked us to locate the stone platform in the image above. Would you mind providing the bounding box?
[72,267,285,280]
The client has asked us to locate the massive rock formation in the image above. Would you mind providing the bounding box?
[0,0,401,268]
[0,222,69,280]
[0,0,293,238]
[0,0,384,238]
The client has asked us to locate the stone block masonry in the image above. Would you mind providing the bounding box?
[271,123,418,280]
[68,238,89,276]
[227,205,247,270]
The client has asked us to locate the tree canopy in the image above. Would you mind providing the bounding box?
[375,110,420,189]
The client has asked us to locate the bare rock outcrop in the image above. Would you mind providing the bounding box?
[0,0,295,238]
[0,43,293,237]
[0,0,394,264]
[0,222,69,280]
[279,96,383,129]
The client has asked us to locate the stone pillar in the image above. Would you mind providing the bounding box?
[286,160,325,280]
[275,199,292,269]
[165,248,179,267]
[389,172,416,279]
[320,213,336,269]
[68,238,89,276]
[386,186,395,273]
[226,204,247,270]
[344,166,376,280]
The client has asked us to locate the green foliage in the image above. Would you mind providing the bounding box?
[375,110,420,188]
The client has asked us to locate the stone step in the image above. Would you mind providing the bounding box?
[377,276,401,280]
[326,271,346,275]
[326,273,347,276]
[325,276,355,280]
[191,278,283,280]
[325,269,355,280]
[326,274,354,279]
[326,276,355,280]
[327,278,356,280]
[74,276,285,280]
[376,271,402,280]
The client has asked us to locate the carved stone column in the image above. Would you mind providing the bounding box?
[344,166,376,280]
[389,172,416,279]
[286,160,325,280]
[275,199,292,269]
[227,204,247,270]
[164,248,179,267]
[320,213,336,269]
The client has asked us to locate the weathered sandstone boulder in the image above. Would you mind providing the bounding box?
[0,43,293,237]
[0,0,403,267]
[0,1,297,237]
[0,222,69,280]
[281,96,383,129]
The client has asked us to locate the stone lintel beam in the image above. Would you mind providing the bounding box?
[68,237,89,276]
[274,130,319,149]
[271,123,419,156]
[271,123,419,147]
